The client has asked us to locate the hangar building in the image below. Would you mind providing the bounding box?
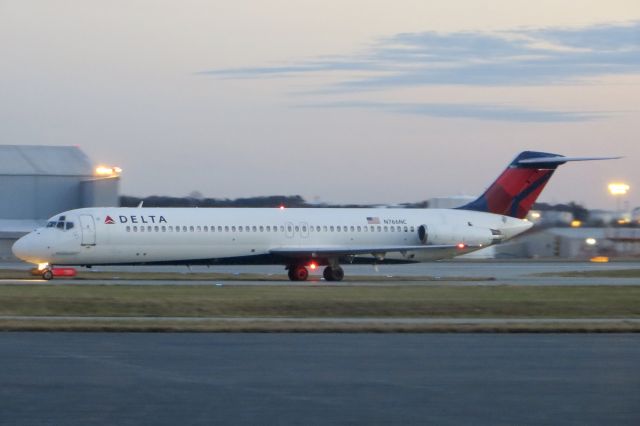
[0,145,120,260]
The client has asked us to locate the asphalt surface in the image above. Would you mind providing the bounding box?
[1,333,639,426]
[2,260,640,286]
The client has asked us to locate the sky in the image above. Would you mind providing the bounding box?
[1,1,639,209]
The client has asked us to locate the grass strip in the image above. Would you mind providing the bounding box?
[1,284,639,319]
[1,319,639,333]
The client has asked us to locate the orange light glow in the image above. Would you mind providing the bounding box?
[279,205,285,210]
[457,243,465,249]
[570,220,582,228]
[309,262,317,270]
[95,165,122,177]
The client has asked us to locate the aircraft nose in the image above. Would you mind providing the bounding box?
[12,233,45,263]
[12,234,33,261]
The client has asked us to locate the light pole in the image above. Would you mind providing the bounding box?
[608,182,630,223]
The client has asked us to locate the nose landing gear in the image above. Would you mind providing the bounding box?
[30,264,77,280]
[41,269,53,281]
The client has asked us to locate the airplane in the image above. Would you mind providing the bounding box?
[12,151,617,281]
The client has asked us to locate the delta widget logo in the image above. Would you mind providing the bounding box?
[104,216,116,224]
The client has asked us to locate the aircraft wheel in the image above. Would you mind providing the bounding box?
[323,267,334,281]
[331,266,344,282]
[288,265,309,281]
[323,266,344,282]
[42,270,53,281]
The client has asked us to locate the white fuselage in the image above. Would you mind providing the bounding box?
[12,207,532,266]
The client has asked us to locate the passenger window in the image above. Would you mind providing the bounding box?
[259,226,264,232]
[147,226,152,232]
[377,226,382,232]
[133,226,138,232]
[357,226,361,232]
[126,226,131,232]
[302,226,307,232]
[280,225,284,232]
[162,226,166,232]
[330,226,334,232]
[203,226,208,232]
[323,226,328,232]
[317,226,321,232]
[183,226,187,232]
[225,226,229,232]
[218,226,223,232]
[288,225,293,232]
[154,226,159,232]
[294,226,299,232]
[232,226,236,232]
[168,226,173,232]
[176,227,180,232]
[404,226,408,232]
[140,226,145,232]
[384,226,388,232]
[252,226,257,232]
[364,226,368,232]
[410,226,415,232]
[196,226,201,232]
[350,226,355,232]
[190,226,195,232]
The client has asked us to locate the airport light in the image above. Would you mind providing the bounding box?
[608,182,630,196]
[585,237,597,246]
[570,220,582,228]
[95,165,122,177]
[608,182,630,215]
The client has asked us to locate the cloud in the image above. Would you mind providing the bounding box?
[202,22,638,122]
[299,101,606,123]
[205,22,640,87]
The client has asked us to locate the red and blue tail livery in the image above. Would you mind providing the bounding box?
[458,151,619,219]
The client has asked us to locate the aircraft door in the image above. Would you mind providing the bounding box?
[79,214,96,246]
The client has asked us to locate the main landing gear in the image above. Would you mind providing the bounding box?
[322,266,344,282]
[286,264,345,282]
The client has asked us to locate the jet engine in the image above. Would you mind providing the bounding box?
[417,224,503,246]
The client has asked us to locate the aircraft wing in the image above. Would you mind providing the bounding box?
[269,244,479,259]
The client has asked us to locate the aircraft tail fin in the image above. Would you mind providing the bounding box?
[457,151,619,219]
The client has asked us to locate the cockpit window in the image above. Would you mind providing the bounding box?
[47,216,74,231]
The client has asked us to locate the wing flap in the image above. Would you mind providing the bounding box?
[269,244,478,258]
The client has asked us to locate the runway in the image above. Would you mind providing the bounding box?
[2,260,640,286]
[1,333,639,426]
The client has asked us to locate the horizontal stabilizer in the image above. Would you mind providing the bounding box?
[518,155,621,165]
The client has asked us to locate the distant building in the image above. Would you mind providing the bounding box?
[0,145,120,260]
[427,196,475,209]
